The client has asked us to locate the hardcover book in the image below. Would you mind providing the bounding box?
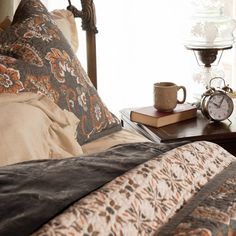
[130,103,197,128]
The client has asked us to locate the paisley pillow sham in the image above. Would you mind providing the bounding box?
[0,10,79,53]
[0,0,121,144]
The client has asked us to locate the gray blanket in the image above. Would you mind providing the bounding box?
[0,141,184,236]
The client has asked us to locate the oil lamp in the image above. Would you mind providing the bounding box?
[184,0,236,101]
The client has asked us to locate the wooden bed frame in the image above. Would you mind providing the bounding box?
[67,0,98,88]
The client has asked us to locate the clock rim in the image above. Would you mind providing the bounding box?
[201,92,234,121]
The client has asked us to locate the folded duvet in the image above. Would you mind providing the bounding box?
[0,141,181,236]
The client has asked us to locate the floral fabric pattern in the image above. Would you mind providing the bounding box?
[163,168,236,236]
[0,63,22,93]
[33,141,236,236]
[0,0,121,144]
[46,48,73,83]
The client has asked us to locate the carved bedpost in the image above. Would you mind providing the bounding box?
[67,0,98,89]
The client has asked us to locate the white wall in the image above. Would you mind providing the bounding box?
[95,1,197,114]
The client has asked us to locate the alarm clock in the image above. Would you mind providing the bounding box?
[200,77,234,121]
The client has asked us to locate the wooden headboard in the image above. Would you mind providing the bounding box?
[67,0,98,89]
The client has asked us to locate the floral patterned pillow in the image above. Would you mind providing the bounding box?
[0,0,121,145]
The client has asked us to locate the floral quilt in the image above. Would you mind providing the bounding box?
[33,141,236,236]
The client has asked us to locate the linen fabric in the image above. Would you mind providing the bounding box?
[50,9,79,53]
[82,128,151,154]
[0,0,121,144]
[0,92,83,167]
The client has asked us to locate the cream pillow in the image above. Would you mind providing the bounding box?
[0,93,83,167]
[51,9,79,53]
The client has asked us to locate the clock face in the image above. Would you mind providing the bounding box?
[207,93,234,121]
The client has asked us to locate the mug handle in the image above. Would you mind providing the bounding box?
[177,86,186,104]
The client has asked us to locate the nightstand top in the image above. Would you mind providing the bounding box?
[120,107,236,143]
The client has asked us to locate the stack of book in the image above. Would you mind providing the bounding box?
[130,103,197,128]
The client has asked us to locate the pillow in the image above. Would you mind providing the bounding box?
[0,11,78,53]
[0,0,121,145]
[0,92,83,167]
[51,9,78,53]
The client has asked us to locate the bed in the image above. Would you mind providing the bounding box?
[0,0,236,235]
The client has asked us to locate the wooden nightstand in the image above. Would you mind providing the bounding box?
[120,108,236,156]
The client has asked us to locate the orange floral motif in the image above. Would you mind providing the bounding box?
[89,95,106,130]
[88,95,120,131]
[60,84,77,112]
[71,58,91,87]
[23,16,60,42]
[192,206,230,225]
[46,48,75,83]
[0,64,23,93]
[2,43,43,67]
[0,55,16,65]
[46,27,61,41]
[24,75,59,102]
[76,88,88,111]
[103,105,120,124]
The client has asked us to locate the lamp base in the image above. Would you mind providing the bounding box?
[192,66,225,102]
[185,46,232,67]
[195,49,219,67]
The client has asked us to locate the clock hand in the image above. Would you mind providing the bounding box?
[211,101,219,107]
[218,97,224,108]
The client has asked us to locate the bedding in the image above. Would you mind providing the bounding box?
[0,0,121,145]
[0,141,181,236]
[158,161,236,235]
[33,141,236,236]
[50,9,79,53]
[0,0,236,235]
[0,10,79,53]
[0,141,235,236]
[0,91,149,165]
[81,128,151,154]
[0,92,82,166]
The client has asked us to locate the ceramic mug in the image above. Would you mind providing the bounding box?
[154,82,186,112]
